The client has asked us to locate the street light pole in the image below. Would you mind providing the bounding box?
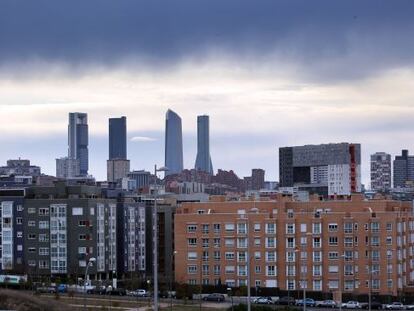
[83,257,96,311]
[153,164,169,311]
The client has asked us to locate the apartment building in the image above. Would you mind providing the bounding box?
[23,184,117,280]
[175,195,413,296]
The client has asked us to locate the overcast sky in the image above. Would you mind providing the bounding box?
[1,0,414,186]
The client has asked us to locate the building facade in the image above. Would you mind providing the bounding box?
[279,143,361,196]
[107,159,130,183]
[251,169,265,191]
[371,152,392,192]
[0,159,41,177]
[393,150,414,188]
[175,196,412,296]
[165,109,184,176]
[56,157,80,178]
[23,184,117,279]
[68,112,89,176]
[195,115,213,175]
[109,116,127,160]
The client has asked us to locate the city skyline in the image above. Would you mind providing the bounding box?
[1,1,414,185]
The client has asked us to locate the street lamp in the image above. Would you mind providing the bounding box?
[170,250,177,311]
[227,288,234,311]
[83,257,96,311]
[153,164,169,311]
[247,207,259,311]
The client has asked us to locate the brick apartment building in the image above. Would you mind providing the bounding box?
[175,194,413,296]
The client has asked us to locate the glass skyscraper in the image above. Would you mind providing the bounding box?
[165,109,183,175]
[68,112,88,176]
[109,116,127,160]
[195,115,213,174]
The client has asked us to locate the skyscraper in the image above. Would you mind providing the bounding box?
[279,143,361,196]
[393,150,414,188]
[165,109,183,175]
[109,116,127,160]
[370,152,391,192]
[194,115,213,174]
[107,116,129,182]
[68,112,88,176]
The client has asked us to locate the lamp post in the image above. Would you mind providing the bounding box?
[153,164,169,311]
[247,207,259,311]
[83,257,96,311]
[227,288,234,311]
[170,250,177,311]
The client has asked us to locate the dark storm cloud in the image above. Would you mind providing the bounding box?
[1,0,414,79]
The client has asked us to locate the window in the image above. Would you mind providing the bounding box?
[202,251,209,261]
[188,238,197,246]
[372,250,380,261]
[287,265,295,276]
[78,220,88,226]
[287,209,294,218]
[237,238,247,248]
[254,251,261,260]
[287,237,295,248]
[266,251,276,262]
[266,237,275,248]
[238,265,247,276]
[313,251,321,262]
[39,260,49,269]
[28,208,36,214]
[17,231,23,238]
[313,280,322,291]
[39,234,49,242]
[266,223,275,234]
[39,248,49,256]
[255,266,261,273]
[79,234,87,240]
[344,223,353,234]
[225,252,235,260]
[344,251,353,261]
[214,238,220,247]
[238,252,246,262]
[371,236,380,246]
[328,252,339,260]
[213,223,220,233]
[313,237,321,248]
[202,224,209,234]
[28,221,36,227]
[39,208,49,216]
[72,207,83,215]
[254,223,261,232]
[328,280,339,289]
[313,223,321,234]
[313,265,322,276]
[187,252,197,260]
[300,223,307,233]
[16,217,23,225]
[39,221,49,229]
[254,238,261,246]
[286,223,295,234]
[78,247,87,254]
[214,265,220,275]
[300,237,307,246]
[328,223,338,232]
[214,251,220,260]
[328,265,339,273]
[301,251,308,260]
[344,280,354,290]
[344,237,353,247]
[329,237,338,246]
[386,223,393,231]
[386,236,392,245]
[28,247,36,253]
[188,265,197,274]
[225,238,235,247]
[287,251,296,262]
[225,266,235,274]
[237,223,247,234]
[28,233,36,240]
[202,238,209,248]
[187,224,197,233]
[344,265,354,275]
[225,223,235,232]
[371,222,380,233]
[266,265,276,276]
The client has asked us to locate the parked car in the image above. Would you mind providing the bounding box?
[90,286,107,295]
[343,301,361,309]
[317,300,338,308]
[254,297,274,304]
[107,288,127,296]
[36,286,57,294]
[130,289,148,297]
[279,296,296,305]
[361,302,383,309]
[297,298,316,307]
[405,305,414,310]
[202,293,225,302]
[386,302,404,310]
[57,284,68,293]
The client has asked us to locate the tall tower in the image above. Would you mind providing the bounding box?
[194,115,213,174]
[165,109,184,176]
[68,112,88,176]
[370,152,391,192]
[107,116,130,182]
[109,116,127,160]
